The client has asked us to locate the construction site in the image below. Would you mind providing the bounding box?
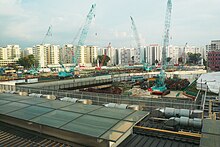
[0,0,220,147]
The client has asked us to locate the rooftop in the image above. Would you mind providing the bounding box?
[0,93,147,146]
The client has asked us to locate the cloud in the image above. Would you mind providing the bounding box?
[0,0,220,48]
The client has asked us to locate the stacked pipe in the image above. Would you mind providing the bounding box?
[159,107,203,129]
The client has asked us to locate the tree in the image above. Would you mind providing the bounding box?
[187,52,201,64]
[178,57,183,64]
[17,55,36,68]
[155,59,159,64]
[97,55,110,66]
[166,57,172,63]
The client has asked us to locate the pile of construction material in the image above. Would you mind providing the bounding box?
[125,88,151,97]
[166,78,190,90]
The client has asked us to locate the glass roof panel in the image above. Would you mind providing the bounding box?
[19,98,50,105]
[111,121,134,133]
[124,111,148,122]
[100,130,124,142]
[61,121,107,137]
[31,110,82,128]
[0,99,10,105]
[37,100,73,109]
[61,115,118,137]
[89,107,134,120]
[7,106,53,120]
[60,103,102,114]
[0,94,31,101]
[0,102,30,114]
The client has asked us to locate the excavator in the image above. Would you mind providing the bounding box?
[58,63,73,79]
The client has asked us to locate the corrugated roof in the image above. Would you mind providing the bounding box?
[118,134,199,147]
[200,119,220,147]
[0,122,78,147]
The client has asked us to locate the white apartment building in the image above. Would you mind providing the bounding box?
[47,45,60,65]
[23,47,33,57]
[61,44,98,66]
[167,45,181,64]
[0,45,21,66]
[145,44,162,65]
[33,44,60,67]
[33,45,47,67]
[119,48,131,65]
[84,46,97,66]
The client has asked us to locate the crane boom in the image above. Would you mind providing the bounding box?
[73,4,96,65]
[130,16,141,64]
[162,0,172,68]
[183,43,188,64]
[41,25,52,45]
[100,43,111,67]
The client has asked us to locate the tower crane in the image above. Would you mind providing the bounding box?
[130,16,141,64]
[58,4,96,79]
[95,43,111,70]
[150,0,172,95]
[161,0,172,69]
[130,16,152,71]
[41,25,52,45]
[73,4,96,65]
[27,25,52,75]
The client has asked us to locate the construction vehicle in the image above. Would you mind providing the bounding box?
[150,0,172,95]
[150,70,169,95]
[26,67,39,75]
[58,4,96,79]
[58,63,73,79]
[130,16,153,71]
[95,43,111,70]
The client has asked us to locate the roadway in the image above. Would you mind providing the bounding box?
[18,75,112,88]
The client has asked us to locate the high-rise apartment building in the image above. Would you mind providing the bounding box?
[84,46,97,65]
[23,47,33,57]
[119,48,133,65]
[33,45,47,67]
[33,44,60,67]
[47,45,60,65]
[0,45,21,66]
[145,44,161,65]
[167,46,181,64]
[207,40,220,71]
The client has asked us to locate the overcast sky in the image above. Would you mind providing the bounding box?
[0,0,220,49]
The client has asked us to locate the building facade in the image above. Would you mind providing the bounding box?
[33,44,60,67]
[207,40,220,71]
[208,51,220,71]
[145,44,162,65]
[0,45,21,66]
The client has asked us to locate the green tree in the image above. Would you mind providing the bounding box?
[17,55,36,68]
[187,52,201,64]
[178,57,183,64]
[97,55,110,66]
[155,59,159,65]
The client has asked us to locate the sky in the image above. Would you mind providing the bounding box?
[0,0,220,49]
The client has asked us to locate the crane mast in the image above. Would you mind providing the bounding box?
[73,4,96,65]
[130,16,141,64]
[162,0,172,68]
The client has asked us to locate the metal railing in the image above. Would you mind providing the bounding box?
[3,85,201,111]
